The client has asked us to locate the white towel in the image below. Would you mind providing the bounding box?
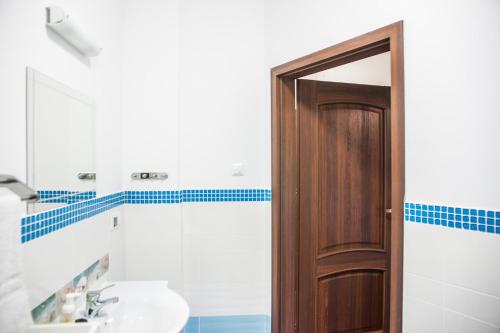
[0,195,32,333]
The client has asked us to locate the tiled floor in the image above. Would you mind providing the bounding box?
[183,315,270,333]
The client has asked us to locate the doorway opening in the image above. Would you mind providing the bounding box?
[271,22,404,333]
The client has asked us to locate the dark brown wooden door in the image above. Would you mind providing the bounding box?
[297,80,391,333]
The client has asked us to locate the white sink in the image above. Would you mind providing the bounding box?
[24,323,100,333]
[25,281,189,333]
[100,281,189,333]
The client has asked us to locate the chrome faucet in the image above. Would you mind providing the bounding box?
[86,284,119,318]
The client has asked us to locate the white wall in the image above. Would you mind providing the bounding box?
[0,0,123,196]
[177,0,270,317]
[404,223,500,333]
[182,202,270,316]
[22,207,123,308]
[4,0,500,330]
[263,0,500,331]
[178,0,270,317]
[122,204,183,293]
[118,0,185,296]
[119,0,271,317]
[178,0,269,189]
[0,0,124,308]
[120,0,180,191]
[303,52,391,86]
[120,0,500,329]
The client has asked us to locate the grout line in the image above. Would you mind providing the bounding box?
[406,272,500,301]
[442,307,500,329]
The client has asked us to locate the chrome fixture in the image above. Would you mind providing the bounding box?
[0,174,38,202]
[131,172,168,180]
[77,172,96,180]
[86,284,119,318]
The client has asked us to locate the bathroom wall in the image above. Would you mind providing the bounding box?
[120,0,500,331]
[178,0,271,320]
[264,0,500,332]
[0,0,123,194]
[0,0,125,307]
[119,0,185,294]
[120,0,271,323]
[2,0,499,331]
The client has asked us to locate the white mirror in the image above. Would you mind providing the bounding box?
[26,68,96,213]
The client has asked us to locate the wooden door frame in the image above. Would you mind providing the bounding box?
[271,21,405,333]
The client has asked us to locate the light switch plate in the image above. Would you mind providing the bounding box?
[232,163,244,176]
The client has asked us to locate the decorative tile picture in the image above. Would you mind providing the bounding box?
[31,254,109,324]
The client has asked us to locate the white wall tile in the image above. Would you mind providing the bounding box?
[22,226,77,308]
[404,222,445,280]
[70,211,112,275]
[444,284,500,328]
[122,205,184,294]
[183,202,268,238]
[22,207,121,308]
[444,309,500,333]
[403,297,443,333]
[443,229,500,297]
[402,224,500,332]
[182,202,270,316]
[404,273,443,306]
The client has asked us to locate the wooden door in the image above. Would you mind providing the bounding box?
[297,80,391,333]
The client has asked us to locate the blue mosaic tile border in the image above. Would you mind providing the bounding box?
[20,189,271,243]
[183,189,271,202]
[126,190,182,204]
[37,190,74,200]
[125,189,272,204]
[21,194,500,244]
[21,192,125,243]
[405,202,500,234]
[183,315,270,333]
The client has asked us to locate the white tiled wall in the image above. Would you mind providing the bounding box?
[122,205,183,294]
[403,222,500,332]
[4,0,499,330]
[120,201,271,317]
[182,202,270,316]
[22,207,124,308]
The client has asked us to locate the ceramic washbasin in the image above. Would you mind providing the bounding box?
[98,280,189,333]
[24,322,100,333]
[25,281,189,333]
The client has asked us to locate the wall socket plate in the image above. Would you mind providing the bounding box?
[232,163,244,176]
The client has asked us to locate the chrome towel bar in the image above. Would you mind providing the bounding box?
[0,174,39,202]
